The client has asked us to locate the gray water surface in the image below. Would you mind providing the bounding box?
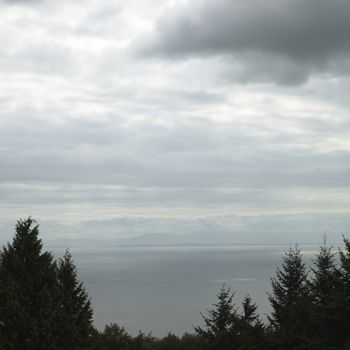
[49,244,317,337]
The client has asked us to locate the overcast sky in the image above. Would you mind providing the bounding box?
[1,0,350,243]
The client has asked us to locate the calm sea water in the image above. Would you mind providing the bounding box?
[49,244,318,337]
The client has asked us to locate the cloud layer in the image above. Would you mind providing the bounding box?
[0,0,349,244]
[139,0,350,84]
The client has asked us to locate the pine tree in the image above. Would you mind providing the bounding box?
[194,285,240,350]
[337,237,350,347]
[158,332,181,350]
[268,246,311,350]
[239,295,267,350]
[241,295,259,325]
[0,218,59,349]
[56,250,94,349]
[131,331,157,350]
[180,333,209,350]
[312,240,338,304]
[310,240,342,347]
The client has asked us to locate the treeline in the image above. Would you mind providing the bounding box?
[1,219,350,349]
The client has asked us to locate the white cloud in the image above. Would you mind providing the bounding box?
[0,0,349,243]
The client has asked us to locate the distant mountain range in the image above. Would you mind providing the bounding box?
[46,230,321,248]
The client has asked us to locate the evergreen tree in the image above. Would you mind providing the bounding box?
[90,327,105,350]
[180,333,209,350]
[241,295,259,325]
[194,285,240,350]
[312,240,339,304]
[0,218,59,350]
[310,240,342,348]
[158,332,181,350]
[239,295,267,350]
[268,246,311,350]
[337,237,350,347]
[56,250,94,349]
[130,331,158,350]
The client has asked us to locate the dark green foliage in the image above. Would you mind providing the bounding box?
[312,240,339,305]
[131,331,158,350]
[239,295,267,350]
[310,240,342,348]
[241,295,258,324]
[99,323,133,350]
[194,286,240,350]
[91,327,209,350]
[268,246,311,350]
[0,218,94,349]
[0,218,60,350]
[56,250,94,349]
[90,327,105,350]
[158,332,181,350]
[337,237,350,347]
[269,247,309,325]
[179,333,209,350]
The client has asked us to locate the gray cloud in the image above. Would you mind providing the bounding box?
[138,0,350,84]
[0,0,349,245]
[1,106,350,193]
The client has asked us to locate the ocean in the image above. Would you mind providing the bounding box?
[49,244,319,337]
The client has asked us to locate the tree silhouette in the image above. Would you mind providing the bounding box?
[336,237,350,347]
[239,295,267,350]
[194,285,240,350]
[0,218,59,349]
[310,240,342,347]
[268,246,311,349]
[56,250,94,349]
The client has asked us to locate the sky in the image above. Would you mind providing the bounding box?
[1,0,350,244]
